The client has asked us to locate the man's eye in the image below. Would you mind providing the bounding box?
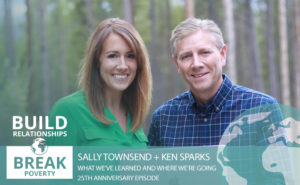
[108,54,117,58]
[127,53,135,59]
[202,51,210,54]
[181,54,191,60]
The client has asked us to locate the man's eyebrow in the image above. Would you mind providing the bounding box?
[178,50,191,56]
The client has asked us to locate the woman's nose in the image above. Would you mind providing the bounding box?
[117,56,128,69]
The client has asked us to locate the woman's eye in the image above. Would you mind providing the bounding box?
[127,53,135,59]
[202,51,210,54]
[108,54,117,58]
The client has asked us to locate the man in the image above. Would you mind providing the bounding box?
[148,18,279,146]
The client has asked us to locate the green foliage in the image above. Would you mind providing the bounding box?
[61,0,89,92]
[0,58,28,144]
[135,0,151,43]
[0,20,5,63]
[171,2,184,29]
[105,0,124,18]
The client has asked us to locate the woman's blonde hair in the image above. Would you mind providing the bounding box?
[79,18,152,131]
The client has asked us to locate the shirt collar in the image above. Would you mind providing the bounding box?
[104,106,132,131]
[188,74,233,113]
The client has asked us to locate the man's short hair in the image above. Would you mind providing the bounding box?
[170,18,225,58]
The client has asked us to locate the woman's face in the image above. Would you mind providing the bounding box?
[99,33,137,94]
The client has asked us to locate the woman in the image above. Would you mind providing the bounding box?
[49,18,152,146]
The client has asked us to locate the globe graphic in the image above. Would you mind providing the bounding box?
[217,104,299,185]
[31,138,48,155]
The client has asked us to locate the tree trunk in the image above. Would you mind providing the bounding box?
[266,0,280,100]
[292,0,300,108]
[208,0,220,26]
[123,0,134,24]
[235,2,249,87]
[85,0,95,34]
[39,0,50,114]
[4,0,15,71]
[150,0,164,103]
[165,0,175,99]
[245,0,264,92]
[223,0,237,84]
[184,0,194,18]
[26,0,35,115]
[58,1,68,96]
[279,0,291,105]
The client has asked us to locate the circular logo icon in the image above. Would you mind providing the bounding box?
[31,138,48,155]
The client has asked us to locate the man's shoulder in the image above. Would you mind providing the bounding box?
[231,84,277,104]
[153,91,190,116]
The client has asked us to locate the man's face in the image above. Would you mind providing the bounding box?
[173,30,226,103]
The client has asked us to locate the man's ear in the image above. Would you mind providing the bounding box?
[172,57,178,66]
[172,57,181,74]
[220,45,227,67]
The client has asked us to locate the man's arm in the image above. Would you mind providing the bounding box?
[147,112,160,146]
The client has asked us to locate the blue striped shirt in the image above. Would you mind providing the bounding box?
[148,75,278,146]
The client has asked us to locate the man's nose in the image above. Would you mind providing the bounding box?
[192,54,204,67]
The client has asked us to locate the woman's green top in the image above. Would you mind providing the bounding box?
[48,91,148,146]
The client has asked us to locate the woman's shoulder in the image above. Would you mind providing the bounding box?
[54,91,85,106]
[48,91,86,146]
[50,91,86,113]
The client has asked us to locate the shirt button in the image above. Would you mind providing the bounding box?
[204,118,208,122]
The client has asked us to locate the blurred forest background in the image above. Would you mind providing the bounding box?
[1,0,300,144]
